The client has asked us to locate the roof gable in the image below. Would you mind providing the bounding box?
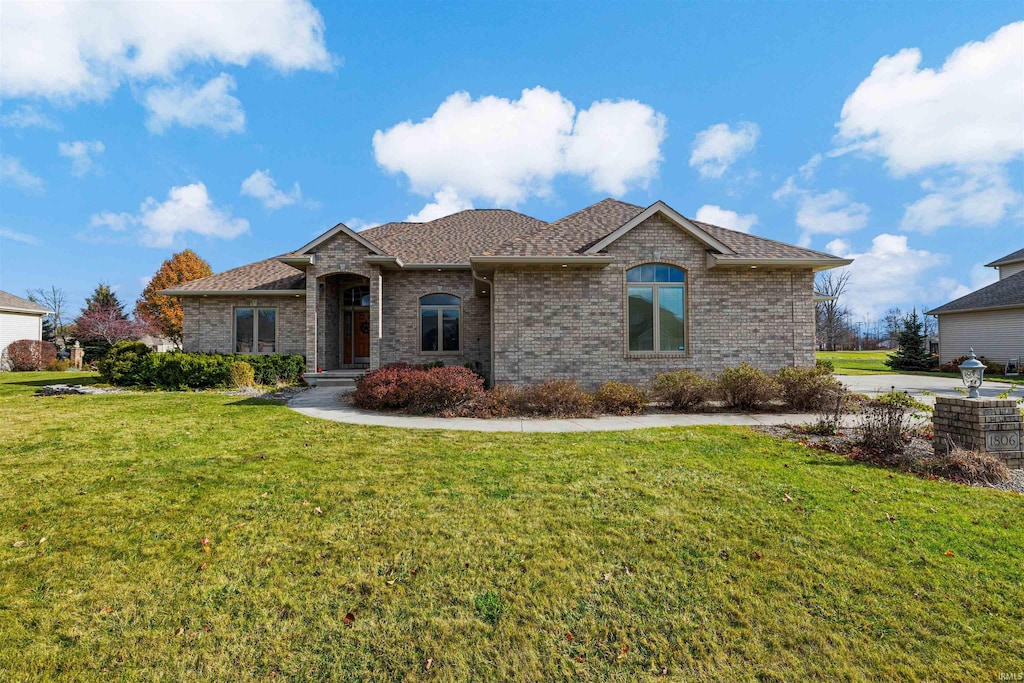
[584,201,735,255]
[296,222,387,256]
[162,258,305,295]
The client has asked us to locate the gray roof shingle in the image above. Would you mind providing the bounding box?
[927,270,1024,314]
[985,247,1024,268]
[0,290,51,314]
[168,258,305,293]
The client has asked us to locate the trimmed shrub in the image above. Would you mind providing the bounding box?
[232,354,305,385]
[45,359,72,372]
[715,364,780,410]
[776,366,844,411]
[353,363,485,414]
[4,339,58,371]
[229,361,256,389]
[594,381,648,415]
[407,366,485,415]
[469,384,524,418]
[650,370,712,411]
[98,341,152,385]
[815,358,835,373]
[146,353,232,390]
[516,380,594,418]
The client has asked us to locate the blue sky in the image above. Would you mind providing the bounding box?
[1,1,1021,322]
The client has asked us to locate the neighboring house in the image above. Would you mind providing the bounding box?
[0,290,52,370]
[138,334,177,353]
[163,199,852,387]
[927,248,1024,366]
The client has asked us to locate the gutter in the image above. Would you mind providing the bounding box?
[470,255,613,266]
[0,306,53,316]
[926,303,1024,316]
[707,255,853,271]
[159,289,307,297]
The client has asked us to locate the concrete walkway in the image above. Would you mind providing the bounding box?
[838,373,1018,403]
[288,386,852,432]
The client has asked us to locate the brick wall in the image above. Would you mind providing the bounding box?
[181,295,306,355]
[492,215,816,388]
[379,270,491,376]
[933,397,1023,468]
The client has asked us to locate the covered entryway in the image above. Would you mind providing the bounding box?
[341,284,371,366]
[317,273,371,371]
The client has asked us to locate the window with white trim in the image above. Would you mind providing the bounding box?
[235,307,276,354]
[419,294,460,352]
[626,264,685,353]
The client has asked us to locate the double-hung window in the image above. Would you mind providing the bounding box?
[419,294,460,352]
[626,264,686,353]
[235,307,276,354]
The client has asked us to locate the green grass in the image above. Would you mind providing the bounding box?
[1,372,1022,680]
[818,350,1024,384]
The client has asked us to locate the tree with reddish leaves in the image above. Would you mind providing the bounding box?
[135,249,212,346]
[75,283,152,359]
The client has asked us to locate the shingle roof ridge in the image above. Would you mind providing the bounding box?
[486,198,643,256]
[927,269,1024,314]
[985,247,1024,267]
[692,220,844,260]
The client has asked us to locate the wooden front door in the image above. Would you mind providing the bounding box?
[353,311,370,362]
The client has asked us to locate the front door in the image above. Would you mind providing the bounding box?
[342,310,371,365]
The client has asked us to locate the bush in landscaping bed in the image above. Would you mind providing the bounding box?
[146,353,232,390]
[229,361,256,389]
[45,359,72,372]
[230,353,305,385]
[98,341,152,385]
[776,366,844,411]
[594,381,648,415]
[715,364,780,410]
[353,363,485,414]
[4,339,58,371]
[650,370,712,411]
[857,399,913,453]
[516,380,594,418]
[928,444,1009,485]
[815,358,835,373]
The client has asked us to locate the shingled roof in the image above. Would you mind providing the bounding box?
[359,209,547,264]
[0,290,51,315]
[165,198,849,294]
[985,248,1024,268]
[166,258,305,293]
[927,270,1024,315]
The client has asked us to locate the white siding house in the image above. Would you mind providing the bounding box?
[927,248,1024,365]
[0,290,52,370]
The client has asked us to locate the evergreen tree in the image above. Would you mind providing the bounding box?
[884,308,934,371]
[41,316,56,343]
[82,283,126,318]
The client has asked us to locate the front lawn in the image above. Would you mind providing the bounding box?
[1,372,1021,680]
[817,350,1023,384]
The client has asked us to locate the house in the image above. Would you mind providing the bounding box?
[163,199,852,387]
[0,290,53,370]
[927,248,1024,366]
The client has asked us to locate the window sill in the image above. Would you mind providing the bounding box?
[625,351,690,359]
[418,351,463,356]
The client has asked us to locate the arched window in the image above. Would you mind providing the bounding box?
[419,293,460,352]
[626,264,686,353]
[343,285,370,307]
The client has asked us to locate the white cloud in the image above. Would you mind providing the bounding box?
[0,105,59,130]
[0,1,333,102]
[90,182,249,248]
[689,121,759,179]
[824,234,948,319]
[796,190,870,246]
[563,99,667,195]
[142,74,245,134]
[694,204,758,234]
[836,22,1023,176]
[58,140,104,177]
[346,218,382,232]
[0,227,40,245]
[0,154,44,193]
[901,168,1021,233]
[372,87,667,207]
[240,169,302,209]
[406,187,474,222]
[936,263,999,302]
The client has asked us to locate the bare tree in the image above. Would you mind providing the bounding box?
[28,286,69,347]
[882,307,904,347]
[815,271,854,351]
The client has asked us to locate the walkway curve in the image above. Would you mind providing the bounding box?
[287,387,847,433]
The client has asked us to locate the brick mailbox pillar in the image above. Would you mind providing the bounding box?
[70,343,84,370]
[933,397,1023,469]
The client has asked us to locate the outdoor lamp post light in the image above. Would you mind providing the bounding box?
[958,348,986,399]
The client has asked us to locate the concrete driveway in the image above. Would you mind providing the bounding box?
[838,373,1019,403]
